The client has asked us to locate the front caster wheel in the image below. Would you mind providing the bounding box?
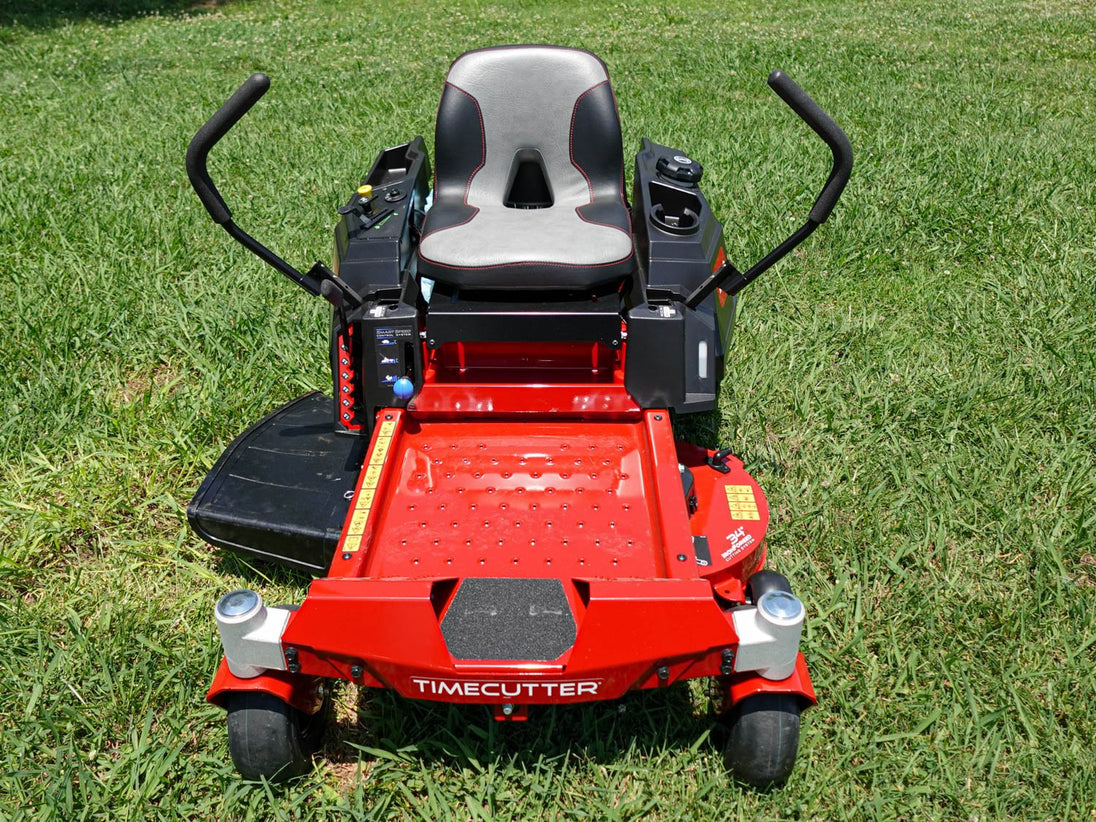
[721,692,801,788]
[225,691,327,782]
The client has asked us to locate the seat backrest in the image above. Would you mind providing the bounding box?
[434,46,626,211]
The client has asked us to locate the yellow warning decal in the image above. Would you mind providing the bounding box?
[343,421,395,550]
[725,485,760,521]
[346,504,371,537]
[362,462,384,489]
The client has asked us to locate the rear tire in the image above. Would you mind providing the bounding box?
[721,692,801,788]
[225,690,327,782]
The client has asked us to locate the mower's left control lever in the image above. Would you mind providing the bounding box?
[766,69,853,226]
[186,73,362,310]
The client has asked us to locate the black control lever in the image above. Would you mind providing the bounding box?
[686,69,852,308]
[321,279,351,342]
[706,447,734,474]
[185,73,362,309]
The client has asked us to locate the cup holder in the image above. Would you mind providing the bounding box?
[648,180,702,235]
[651,203,699,234]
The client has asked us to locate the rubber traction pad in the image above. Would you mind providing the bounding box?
[441,578,576,661]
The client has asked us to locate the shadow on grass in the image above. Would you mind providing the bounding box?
[672,407,725,452]
[212,550,317,590]
[0,0,231,30]
[326,682,715,778]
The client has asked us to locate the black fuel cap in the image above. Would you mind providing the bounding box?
[656,153,703,184]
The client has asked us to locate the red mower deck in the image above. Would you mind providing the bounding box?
[208,405,813,711]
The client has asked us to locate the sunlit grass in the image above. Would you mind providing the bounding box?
[1,0,1094,817]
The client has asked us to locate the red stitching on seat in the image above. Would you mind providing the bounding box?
[569,80,632,239]
[420,82,484,241]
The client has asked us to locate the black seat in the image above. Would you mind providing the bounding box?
[416,46,635,292]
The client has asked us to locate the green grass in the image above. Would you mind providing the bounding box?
[1,0,1094,817]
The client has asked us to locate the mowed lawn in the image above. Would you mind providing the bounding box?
[1,0,1094,818]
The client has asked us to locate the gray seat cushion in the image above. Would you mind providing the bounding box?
[417,46,635,291]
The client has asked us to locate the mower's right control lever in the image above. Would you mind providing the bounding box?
[186,73,362,310]
[767,69,853,226]
[685,69,852,308]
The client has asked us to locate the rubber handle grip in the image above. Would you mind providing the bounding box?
[767,69,853,224]
[185,73,271,224]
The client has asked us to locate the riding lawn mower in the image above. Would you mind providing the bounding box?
[184,45,851,786]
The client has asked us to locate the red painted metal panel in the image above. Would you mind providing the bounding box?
[279,577,739,704]
[408,383,640,418]
[642,411,697,581]
[205,658,326,715]
[333,414,683,581]
[677,443,769,603]
[410,340,638,419]
[726,652,817,706]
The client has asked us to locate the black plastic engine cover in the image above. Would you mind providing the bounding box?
[333,138,431,299]
[188,393,366,573]
[625,138,730,414]
[632,137,726,300]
